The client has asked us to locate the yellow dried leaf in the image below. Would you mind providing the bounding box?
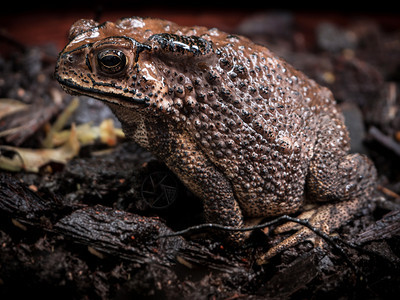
[43,97,80,148]
[51,119,124,147]
[100,119,125,146]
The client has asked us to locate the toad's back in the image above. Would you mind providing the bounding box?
[156,24,347,216]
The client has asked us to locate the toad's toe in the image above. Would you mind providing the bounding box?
[257,226,320,264]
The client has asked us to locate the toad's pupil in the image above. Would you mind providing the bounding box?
[97,50,126,72]
[102,54,121,67]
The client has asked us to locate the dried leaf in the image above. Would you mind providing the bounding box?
[0,124,80,172]
[0,98,28,119]
[0,99,29,139]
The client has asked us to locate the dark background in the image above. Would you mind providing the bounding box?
[1,3,399,51]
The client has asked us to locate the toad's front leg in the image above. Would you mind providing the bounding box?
[157,130,247,244]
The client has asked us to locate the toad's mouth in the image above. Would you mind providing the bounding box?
[55,73,150,107]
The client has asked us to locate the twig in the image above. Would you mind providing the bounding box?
[158,216,346,255]
[160,215,328,239]
[0,30,27,52]
[377,185,400,199]
[158,215,369,278]
[369,126,400,156]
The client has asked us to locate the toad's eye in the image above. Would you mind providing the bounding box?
[97,50,127,74]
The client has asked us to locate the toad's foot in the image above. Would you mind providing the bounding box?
[257,198,367,264]
[272,209,317,233]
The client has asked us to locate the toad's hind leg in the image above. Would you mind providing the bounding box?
[259,115,377,262]
[259,198,368,263]
[307,153,377,204]
[306,114,377,204]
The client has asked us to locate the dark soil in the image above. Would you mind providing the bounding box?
[1,10,400,299]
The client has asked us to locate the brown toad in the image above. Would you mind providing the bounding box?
[55,17,377,258]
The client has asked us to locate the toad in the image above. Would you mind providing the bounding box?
[55,17,377,258]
